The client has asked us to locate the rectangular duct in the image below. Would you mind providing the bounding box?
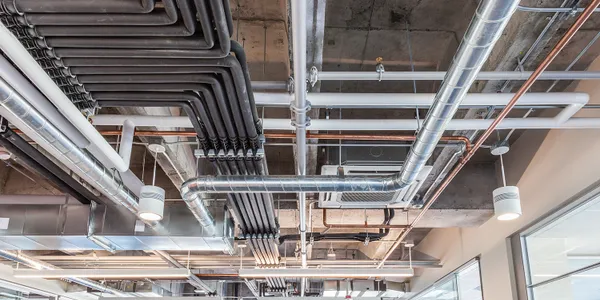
[0,201,234,252]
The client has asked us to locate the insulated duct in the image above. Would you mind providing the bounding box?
[0,77,143,219]
[0,250,129,297]
[181,0,520,196]
[0,201,234,252]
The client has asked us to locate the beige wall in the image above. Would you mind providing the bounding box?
[412,56,600,300]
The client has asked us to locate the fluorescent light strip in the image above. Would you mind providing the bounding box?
[13,268,191,279]
[238,268,414,278]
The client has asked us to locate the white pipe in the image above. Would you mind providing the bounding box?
[317,70,600,81]
[0,23,130,172]
[291,0,309,295]
[119,120,135,167]
[91,115,600,131]
[0,57,90,148]
[254,92,589,107]
[91,115,192,128]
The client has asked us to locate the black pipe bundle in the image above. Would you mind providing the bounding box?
[0,0,282,289]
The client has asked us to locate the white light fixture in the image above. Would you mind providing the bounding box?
[138,144,166,221]
[139,185,165,221]
[238,268,414,278]
[13,268,190,279]
[491,140,522,221]
[327,243,336,259]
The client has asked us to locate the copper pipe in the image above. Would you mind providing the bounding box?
[322,209,408,229]
[12,129,471,150]
[377,0,600,268]
[268,133,472,151]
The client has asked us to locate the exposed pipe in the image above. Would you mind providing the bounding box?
[322,209,407,229]
[92,115,600,131]
[517,5,600,13]
[0,250,129,297]
[152,251,215,294]
[315,70,600,81]
[253,92,589,108]
[0,77,154,226]
[119,119,135,167]
[52,130,471,150]
[0,22,131,172]
[0,56,89,148]
[376,0,600,269]
[180,0,520,221]
[291,1,309,295]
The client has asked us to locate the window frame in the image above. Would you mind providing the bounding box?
[409,257,483,300]
[512,183,600,300]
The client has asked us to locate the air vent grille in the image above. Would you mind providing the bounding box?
[340,192,398,203]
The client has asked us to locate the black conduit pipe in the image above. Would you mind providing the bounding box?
[48,0,230,58]
[0,127,103,205]
[78,74,249,142]
[230,41,260,128]
[95,99,212,150]
[85,82,258,149]
[94,91,245,151]
[5,0,156,13]
[28,0,197,37]
[13,0,178,26]
[60,56,258,137]
[245,159,277,232]
[279,232,387,244]
[217,161,258,233]
[68,66,252,147]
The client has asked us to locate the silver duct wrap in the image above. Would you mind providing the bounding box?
[0,250,130,297]
[0,78,139,214]
[183,196,216,234]
[397,0,520,186]
[180,0,520,199]
[181,175,400,195]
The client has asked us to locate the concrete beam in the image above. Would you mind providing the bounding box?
[278,208,493,229]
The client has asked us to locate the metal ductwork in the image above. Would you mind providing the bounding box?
[181,0,519,197]
[0,200,234,252]
[0,250,129,297]
[0,77,141,216]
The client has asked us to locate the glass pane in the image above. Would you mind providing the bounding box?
[532,264,600,300]
[457,262,483,300]
[415,279,457,300]
[525,194,600,284]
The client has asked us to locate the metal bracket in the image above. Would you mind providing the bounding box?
[569,6,579,17]
[376,57,385,81]
[290,100,312,128]
[516,56,525,72]
[287,76,295,94]
[0,116,7,133]
[309,66,319,87]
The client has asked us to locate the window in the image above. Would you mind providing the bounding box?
[411,259,483,300]
[520,189,600,300]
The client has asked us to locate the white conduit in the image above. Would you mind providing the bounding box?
[316,70,600,81]
[93,115,600,131]
[92,91,591,131]
[291,0,309,295]
[253,92,589,107]
[0,23,131,172]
